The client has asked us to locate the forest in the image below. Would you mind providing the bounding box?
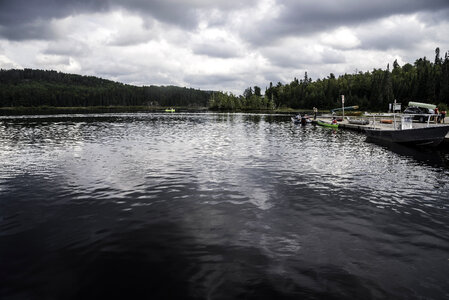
[1,48,448,112]
[0,69,211,108]
[210,48,449,112]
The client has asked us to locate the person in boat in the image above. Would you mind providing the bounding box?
[295,113,301,120]
[332,117,337,124]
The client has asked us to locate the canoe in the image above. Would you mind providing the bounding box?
[317,120,338,128]
[408,101,436,110]
[331,105,359,113]
[165,109,175,112]
[380,119,392,124]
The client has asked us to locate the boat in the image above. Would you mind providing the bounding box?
[365,126,449,146]
[165,108,175,112]
[316,120,338,128]
[291,115,311,125]
[330,105,359,113]
[364,114,449,146]
[346,117,369,125]
[407,101,436,110]
[291,117,301,124]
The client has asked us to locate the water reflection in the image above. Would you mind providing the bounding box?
[1,112,449,299]
[366,139,449,168]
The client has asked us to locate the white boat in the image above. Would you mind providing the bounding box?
[346,117,369,125]
[364,114,449,146]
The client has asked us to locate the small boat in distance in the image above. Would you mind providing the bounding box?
[291,114,311,125]
[165,108,175,112]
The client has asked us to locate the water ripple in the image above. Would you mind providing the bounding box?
[1,113,449,299]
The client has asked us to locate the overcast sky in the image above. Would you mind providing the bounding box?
[1,0,448,94]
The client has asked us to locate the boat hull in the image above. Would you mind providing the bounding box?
[317,120,338,128]
[348,119,369,125]
[364,126,449,146]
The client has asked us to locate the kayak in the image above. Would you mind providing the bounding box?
[316,120,338,128]
[291,117,311,125]
[165,109,175,112]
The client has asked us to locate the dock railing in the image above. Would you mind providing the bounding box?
[364,113,439,130]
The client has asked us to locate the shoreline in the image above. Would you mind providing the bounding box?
[0,106,324,116]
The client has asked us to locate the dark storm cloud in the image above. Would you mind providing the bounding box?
[0,0,255,41]
[0,0,107,26]
[0,21,57,41]
[0,0,108,40]
[244,0,449,45]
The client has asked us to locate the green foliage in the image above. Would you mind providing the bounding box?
[0,69,211,108]
[437,103,448,112]
[263,48,449,111]
[3,49,448,113]
[209,90,274,111]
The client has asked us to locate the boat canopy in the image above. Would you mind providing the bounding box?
[407,101,436,110]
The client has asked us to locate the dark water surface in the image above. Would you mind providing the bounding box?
[1,113,449,299]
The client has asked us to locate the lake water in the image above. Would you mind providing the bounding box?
[1,112,449,299]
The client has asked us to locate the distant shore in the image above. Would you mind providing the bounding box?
[0,106,208,116]
[0,106,321,116]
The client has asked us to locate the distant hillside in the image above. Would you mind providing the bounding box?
[0,69,211,107]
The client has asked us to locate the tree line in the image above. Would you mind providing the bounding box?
[261,47,449,111]
[208,86,275,110]
[2,48,448,112]
[211,47,449,111]
[0,69,211,108]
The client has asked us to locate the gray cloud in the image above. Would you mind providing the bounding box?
[359,29,421,52]
[44,41,90,56]
[261,46,346,69]
[1,0,448,94]
[0,0,257,41]
[185,73,241,86]
[192,42,241,59]
[0,0,108,40]
[0,21,58,41]
[0,0,107,26]
[242,0,449,45]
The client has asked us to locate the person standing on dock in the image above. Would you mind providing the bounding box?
[313,107,318,120]
[434,107,439,123]
[441,110,446,123]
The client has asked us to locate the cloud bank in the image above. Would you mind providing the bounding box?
[1,0,448,93]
